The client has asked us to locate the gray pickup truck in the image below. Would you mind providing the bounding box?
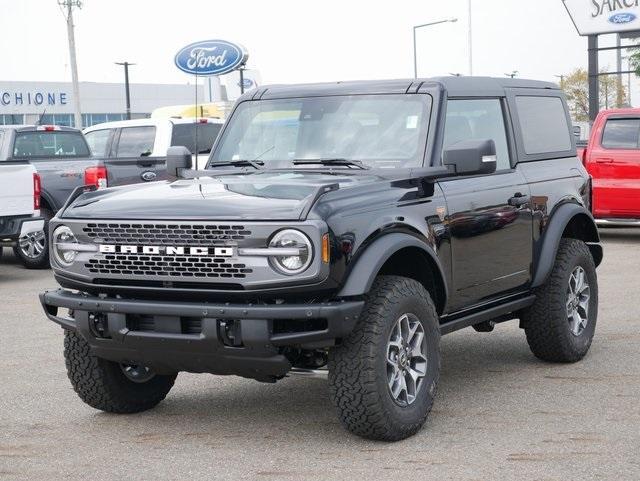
[0,125,168,268]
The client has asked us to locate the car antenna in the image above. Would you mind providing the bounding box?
[36,108,47,126]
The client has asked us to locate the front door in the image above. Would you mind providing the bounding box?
[437,98,533,311]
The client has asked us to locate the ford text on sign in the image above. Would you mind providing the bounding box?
[564,0,640,35]
[174,40,248,76]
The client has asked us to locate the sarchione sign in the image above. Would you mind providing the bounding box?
[174,40,248,76]
[564,0,640,35]
[0,90,68,108]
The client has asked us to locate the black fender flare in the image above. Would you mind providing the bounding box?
[39,189,58,213]
[531,203,602,288]
[337,232,448,301]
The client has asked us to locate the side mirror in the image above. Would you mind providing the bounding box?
[443,139,497,176]
[166,146,193,179]
[573,125,582,139]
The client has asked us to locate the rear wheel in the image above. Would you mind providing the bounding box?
[14,208,52,269]
[64,330,176,413]
[522,238,598,363]
[328,276,440,441]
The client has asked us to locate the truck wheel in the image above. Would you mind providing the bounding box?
[522,238,598,363]
[328,276,440,441]
[13,208,52,269]
[64,330,176,413]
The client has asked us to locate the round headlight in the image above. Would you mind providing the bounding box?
[268,229,313,275]
[52,225,79,267]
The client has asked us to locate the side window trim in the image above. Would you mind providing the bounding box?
[505,88,576,162]
[442,96,514,172]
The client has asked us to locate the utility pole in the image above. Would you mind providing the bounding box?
[59,0,83,129]
[115,62,135,120]
[616,34,624,108]
[505,71,519,78]
[468,0,473,76]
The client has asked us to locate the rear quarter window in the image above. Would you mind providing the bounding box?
[84,129,113,157]
[601,118,640,149]
[515,96,572,155]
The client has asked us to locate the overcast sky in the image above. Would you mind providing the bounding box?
[0,0,635,99]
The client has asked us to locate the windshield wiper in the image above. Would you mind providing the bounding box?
[292,158,370,170]
[209,159,264,170]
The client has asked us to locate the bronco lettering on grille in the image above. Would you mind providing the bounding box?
[98,245,234,256]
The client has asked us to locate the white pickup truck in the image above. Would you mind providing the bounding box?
[0,149,45,268]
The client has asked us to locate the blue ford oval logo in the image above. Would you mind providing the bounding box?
[609,12,637,25]
[141,171,157,182]
[238,78,254,89]
[174,40,248,76]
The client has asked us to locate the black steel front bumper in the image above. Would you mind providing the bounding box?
[40,289,364,380]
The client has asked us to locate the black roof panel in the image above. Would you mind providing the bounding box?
[251,76,559,100]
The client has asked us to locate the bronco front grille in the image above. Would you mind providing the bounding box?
[82,223,252,246]
[85,254,253,279]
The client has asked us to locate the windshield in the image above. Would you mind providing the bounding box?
[171,122,222,154]
[13,131,90,159]
[210,94,431,169]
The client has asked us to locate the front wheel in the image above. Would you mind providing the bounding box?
[328,276,440,441]
[64,330,176,413]
[521,238,598,363]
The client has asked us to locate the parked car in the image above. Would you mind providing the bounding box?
[0,140,44,267]
[0,124,173,268]
[83,117,224,170]
[41,77,602,441]
[581,108,640,227]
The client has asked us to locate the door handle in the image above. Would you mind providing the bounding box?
[508,193,530,207]
[595,158,614,163]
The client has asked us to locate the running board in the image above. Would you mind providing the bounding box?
[596,218,640,227]
[439,295,536,335]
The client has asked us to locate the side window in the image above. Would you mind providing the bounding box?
[515,96,572,155]
[0,131,4,153]
[84,129,112,157]
[115,126,156,157]
[601,118,640,149]
[443,99,511,170]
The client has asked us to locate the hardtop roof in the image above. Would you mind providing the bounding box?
[249,76,559,100]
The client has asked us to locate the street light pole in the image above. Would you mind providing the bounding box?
[115,62,135,120]
[413,18,458,78]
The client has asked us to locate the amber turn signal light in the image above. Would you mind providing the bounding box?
[322,233,330,264]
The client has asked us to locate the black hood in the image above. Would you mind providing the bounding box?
[62,170,383,221]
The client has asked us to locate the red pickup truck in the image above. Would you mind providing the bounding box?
[579,108,640,227]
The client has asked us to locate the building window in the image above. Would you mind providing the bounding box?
[0,114,24,125]
[40,114,75,127]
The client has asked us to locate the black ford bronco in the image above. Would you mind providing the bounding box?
[40,77,602,441]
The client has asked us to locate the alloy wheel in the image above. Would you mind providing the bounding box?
[386,313,428,406]
[566,266,590,337]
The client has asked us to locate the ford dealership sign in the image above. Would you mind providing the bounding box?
[564,0,640,36]
[174,40,248,76]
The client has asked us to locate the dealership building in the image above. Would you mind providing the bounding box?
[0,81,206,128]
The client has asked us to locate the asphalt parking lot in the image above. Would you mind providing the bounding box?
[1,230,639,481]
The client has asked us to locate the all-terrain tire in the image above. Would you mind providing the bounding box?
[328,276,440,441]
[522,238,598,363]
[64,330,176,413]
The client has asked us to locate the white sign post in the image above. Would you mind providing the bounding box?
[563,0,640,36]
